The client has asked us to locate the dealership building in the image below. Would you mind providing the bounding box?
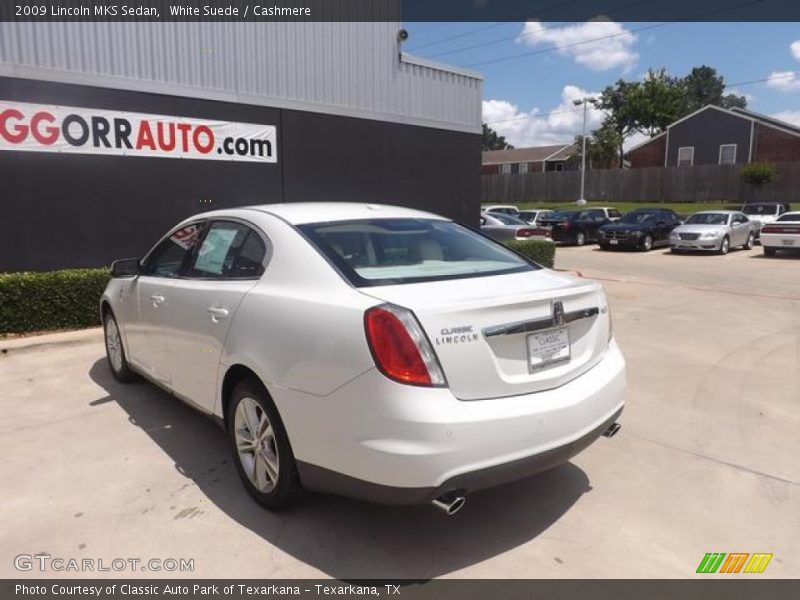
[0,22,482,271]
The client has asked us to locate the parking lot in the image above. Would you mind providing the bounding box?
[1,244,798,579]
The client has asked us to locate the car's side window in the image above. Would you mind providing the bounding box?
[141,222,206,277]
[188,221,267,279]
[228,230,267,278]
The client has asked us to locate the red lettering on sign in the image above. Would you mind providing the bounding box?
[135,120,156,150]
[193,125,214,154]
[30,111,59,145]
[0,109,29,143]
[156,122,176,151]
[177,123,192,152]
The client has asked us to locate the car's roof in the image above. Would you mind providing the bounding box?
[194,202,449,226]
[484,204,517,209]
[691,210,738,215]
[780,211,800,217]
[629,207,672,212]
[743,202,785,205]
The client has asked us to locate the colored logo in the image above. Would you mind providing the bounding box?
[696,553,773,574]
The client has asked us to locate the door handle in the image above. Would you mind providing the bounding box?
[150,294,165,306]
[207,306,230,322]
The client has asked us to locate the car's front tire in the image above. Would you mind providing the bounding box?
[228,378,301,510]
[641,234,653,252]
[103,311,135,383]
[717,236,730,255]
[743,232,755,250]
[574,231,586,246]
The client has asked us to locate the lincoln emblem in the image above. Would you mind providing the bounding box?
[552,300,565,326]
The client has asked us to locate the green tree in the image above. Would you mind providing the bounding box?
[482,123,514,151]
[595,79,642,167]
[681,65,748,114]
[573,123,622,169]
[637,69,685,135]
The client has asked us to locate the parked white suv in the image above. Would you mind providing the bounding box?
[101,203,625,514]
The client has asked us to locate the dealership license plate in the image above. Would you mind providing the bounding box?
[782,239,795,246]
[527,327,570,372]
[610,239,619,245]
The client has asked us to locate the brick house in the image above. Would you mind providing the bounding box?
[628,105,800,168]
[481,143,578,175]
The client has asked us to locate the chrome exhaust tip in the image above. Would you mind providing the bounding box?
[431,494,466,516]
[603,422,621,438]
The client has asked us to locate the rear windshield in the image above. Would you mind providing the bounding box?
[549,211,576,219]
[489,213,528,226]
[686,213,729,225]
[620,211,659,224]
[742,204,779,215]
[298,218,538,287]
[777,213,800,222]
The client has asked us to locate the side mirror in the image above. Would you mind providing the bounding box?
[111,257,141,278]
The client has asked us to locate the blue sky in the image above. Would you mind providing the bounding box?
[403,21,800,148]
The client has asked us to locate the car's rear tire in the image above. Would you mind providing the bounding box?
[228,378,301,510]
[764,246,777,257]
[670,248,682,254]
[717,236,730,255]
[743,232,755,250]
[574,231,586,246]
[103,311,135,383]
[641,234,653,252]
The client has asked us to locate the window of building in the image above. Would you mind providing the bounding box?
[554,162,564,172]
[677,147,694,167]
[519,162,529,174]
[719,144,737,165]
[499,163,511,175]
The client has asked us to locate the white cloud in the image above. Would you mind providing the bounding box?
[766,70,800,92]
[771,110,800,126]
[791,40,800,61]
[483,85,605,148]
[516,19,638,72]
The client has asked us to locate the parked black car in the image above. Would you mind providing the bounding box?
[538,208,621,246]
[598,208,682,251]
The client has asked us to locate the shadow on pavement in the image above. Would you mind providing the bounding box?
[89,358,591,580]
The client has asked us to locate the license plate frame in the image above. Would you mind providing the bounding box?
[527,327,570,373]
[610,239,619,245]
[782,239,795,246]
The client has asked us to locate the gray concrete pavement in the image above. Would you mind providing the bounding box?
[1,245,798,579]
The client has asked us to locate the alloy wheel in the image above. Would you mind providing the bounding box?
[105,317,123,373]
[234,397,280,492]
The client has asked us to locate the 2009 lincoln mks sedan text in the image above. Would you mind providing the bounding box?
[101,203,625,515]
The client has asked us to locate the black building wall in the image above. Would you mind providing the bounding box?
[666,107,752,167]
[0,77,480,272]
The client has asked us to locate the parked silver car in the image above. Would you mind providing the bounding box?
[480,211,552,243]
[669,210,756,255]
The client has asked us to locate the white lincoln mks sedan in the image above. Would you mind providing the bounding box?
[101,203,625,515]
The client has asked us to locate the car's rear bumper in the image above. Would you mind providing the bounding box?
[297,406,622,505]
[760,233,799,249]
[277,340,626,505]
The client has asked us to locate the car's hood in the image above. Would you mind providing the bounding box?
[673,224,728,235]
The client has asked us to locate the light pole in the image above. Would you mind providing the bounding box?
[573,97,597,205]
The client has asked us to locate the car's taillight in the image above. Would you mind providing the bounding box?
[364,305,446,387]
[763,225,800,234]
[562,221,571,229]
[517,228,545,238]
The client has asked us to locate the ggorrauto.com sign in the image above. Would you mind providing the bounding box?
[0,100,277,163]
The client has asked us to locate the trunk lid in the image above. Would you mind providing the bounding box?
[360,270,611,400]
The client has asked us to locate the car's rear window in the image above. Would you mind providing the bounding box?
[777,213,800,222]
[298,218,538,287]
[742,204,779,215]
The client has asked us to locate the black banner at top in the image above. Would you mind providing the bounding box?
[1,0,800,22]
